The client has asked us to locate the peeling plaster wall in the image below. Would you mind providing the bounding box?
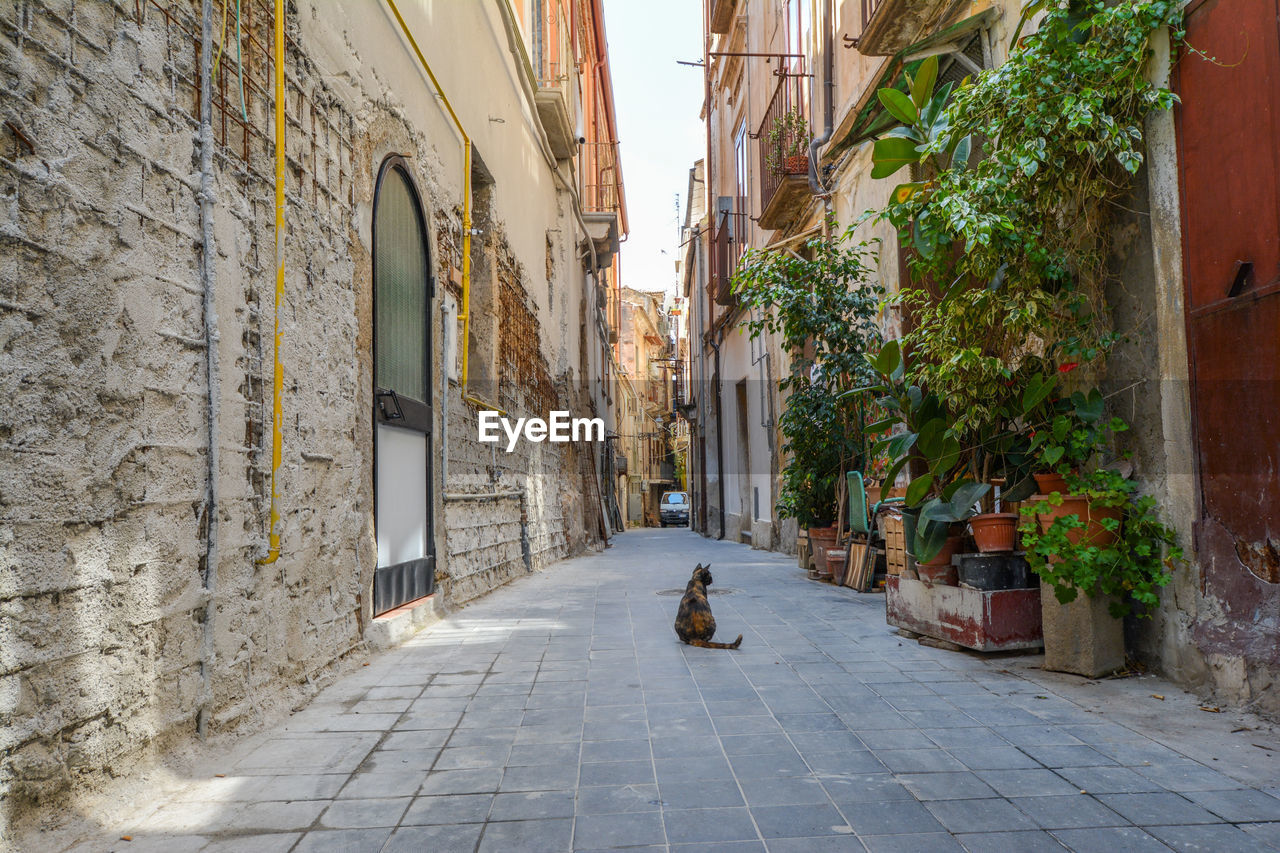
[1,0,598,836]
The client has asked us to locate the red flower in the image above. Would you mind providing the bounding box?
[1058,362,1079,373]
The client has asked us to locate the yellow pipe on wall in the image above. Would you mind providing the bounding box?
[383,0,504,416]
[258,0,286,565]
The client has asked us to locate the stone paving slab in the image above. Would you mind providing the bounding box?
[49,529,1280,852]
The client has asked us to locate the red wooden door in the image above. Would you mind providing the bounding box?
[1177,0,1280,599]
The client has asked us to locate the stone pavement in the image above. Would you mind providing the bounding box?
[59,529,1280,852]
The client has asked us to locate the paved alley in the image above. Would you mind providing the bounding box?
[60,530,1280,853]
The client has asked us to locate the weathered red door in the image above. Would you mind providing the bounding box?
[1176,0,1280,628]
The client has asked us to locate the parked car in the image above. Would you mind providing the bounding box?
[659,491,689,527]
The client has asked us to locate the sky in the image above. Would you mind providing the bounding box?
[602,0,706,295]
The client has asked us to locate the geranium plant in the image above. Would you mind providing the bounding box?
[1019,392,1181,617]
[765,110,810,176]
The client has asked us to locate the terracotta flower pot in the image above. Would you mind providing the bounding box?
[827,548,848,586]
[783,154,809,174]
[970,512,1019,553]
[915,534,963,586]
[1033,472,1069,495]
[807,526,838,578]
[1035,496,1122,546]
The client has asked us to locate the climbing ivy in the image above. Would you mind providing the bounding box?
[877,0,1183,426]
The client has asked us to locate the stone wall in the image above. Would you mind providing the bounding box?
[0,0,602,837]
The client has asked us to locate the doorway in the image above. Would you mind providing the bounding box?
[1176,0,1280,583]
[372,157,435,615]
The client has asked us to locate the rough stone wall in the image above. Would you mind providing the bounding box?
[3,0,221,821]
[438,233,589,604]
[1,1,369,834]
[0,0,602,837]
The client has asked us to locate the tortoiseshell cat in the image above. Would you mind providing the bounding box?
[674,564,742,649]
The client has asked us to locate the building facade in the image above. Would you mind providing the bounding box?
[0,0,629,833]
[682,0,1280,715]
[616,287,677,526]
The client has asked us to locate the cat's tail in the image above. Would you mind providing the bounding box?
[689,634,743,650]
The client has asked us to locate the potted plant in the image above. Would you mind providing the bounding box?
[766,109,810,176]
[1019,396,1181,676]
[859,340,996,584]
[733,224,884,577]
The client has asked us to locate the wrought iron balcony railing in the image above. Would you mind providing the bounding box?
[756,66,810,223]
[531,0,572,89]
[709,209,748,305]
[582,141,622,216]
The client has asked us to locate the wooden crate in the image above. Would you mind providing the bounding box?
[882,514,908,576]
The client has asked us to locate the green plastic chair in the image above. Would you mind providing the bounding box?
[847,470,870,536]
[846,471,907,590]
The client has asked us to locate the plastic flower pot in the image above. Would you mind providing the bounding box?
[956,552,1035,591]
[783,154,809,174]
[969,512,1019,553]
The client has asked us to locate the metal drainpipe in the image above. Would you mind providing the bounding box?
[196,0,219,740]
[807,0,835,197]
[257,0,286,565]
[701,0,724,540]
[441,299,450,491]
[708,333,725,540]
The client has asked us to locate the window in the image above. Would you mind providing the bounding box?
[374,165,429,404]
[734,120,749,218]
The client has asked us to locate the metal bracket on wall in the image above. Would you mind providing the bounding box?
[376,388,404,421]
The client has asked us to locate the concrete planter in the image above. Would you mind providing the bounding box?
[1039,585,1125,677]
[886,576,1044,652]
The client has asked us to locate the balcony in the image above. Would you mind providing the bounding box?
[531,0,576,158]
[756,70,811,231]
[582,141,623,217]
[582,141,623,265]
[709,209,748,306]
[855,0,957,56]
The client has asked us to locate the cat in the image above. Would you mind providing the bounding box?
[674,564,742,649]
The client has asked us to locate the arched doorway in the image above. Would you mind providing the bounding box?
[372,157,435,615]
